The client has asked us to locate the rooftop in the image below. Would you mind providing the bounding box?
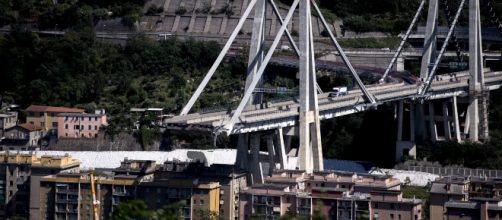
[14,149,237,170]
[58,112,105,117]
[0,112,16,118]
[26,105,84,113]
[445,201,479,209]
[17,123,43,131]
[0,152,80,168]
[430,181,468,195]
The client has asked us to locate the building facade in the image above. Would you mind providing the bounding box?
[25,105,84,132]
[34,159,247,220]
[0,152,80,219]
[239,170,422,220]
[56,110,107,138]
[0,112,17,135]
[2,123,43,147]
[430,176,502,220]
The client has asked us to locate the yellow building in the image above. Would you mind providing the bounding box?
[25,105,84,132]
[35,159,224,220]
[0,152,80,218]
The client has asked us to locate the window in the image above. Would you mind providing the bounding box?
[29,112,34,117]
[65,124,68,129]
[29,121,34,124]
[95,126,98,130]
[88,125,91,130]
[200,200,204,205]
[374,203,378,208]
[390,214,394,219]
[89,117,92,121]
[40,122,45,127]
[81,134,84,137]
[53,122,58,127]
[95,117,98,121]
[81,125,84,130]
[65,133,68,137]
[81,117,84,121]
[74,125,79,130]
[65,116,68,120]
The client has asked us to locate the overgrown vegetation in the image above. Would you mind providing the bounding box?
[111,200,186,220]
[413,88,502,169]
[277,0,502,33]
[0,0,147,28]
[0,27,246,149]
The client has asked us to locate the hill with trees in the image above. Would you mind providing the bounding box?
[1,0,502,168]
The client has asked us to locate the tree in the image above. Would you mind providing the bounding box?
[111,200,155,220]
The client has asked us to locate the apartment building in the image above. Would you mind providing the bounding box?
[430,176,502,220]
[0,152,80,219]
[239,170,422,219]
[443,197,502,220]
[25,105,84,132]
[1,123,43,148]
[36,169,148,220]
[429,176,471,220]
[35,159,247,220]
[154,161,247,220]
[56,110,107,138]
[0,112,17,135]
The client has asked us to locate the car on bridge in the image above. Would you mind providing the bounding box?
[328,87,348,97]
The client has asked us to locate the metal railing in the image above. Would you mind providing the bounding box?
[408,166,502,178]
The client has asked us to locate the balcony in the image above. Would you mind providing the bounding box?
[113,190,133,197]
[55,198,68,204]
[56,188,79,195]
[55,208,68,213]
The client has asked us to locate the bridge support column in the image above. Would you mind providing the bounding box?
[452,96,462,142]
[250,134,263,184]
[480,92,489,141]
[468,0,486,142]
[236,134,249,169]
[416,103,428,140]
[442,101,452,141]
[396,101,417,162]
[297,0,323,173]
[428,102,438,143]
[275,128,288,169]
[420,0,439,80]
[266,136,276,175]
[396,56,405,72]
[245,0,267,105]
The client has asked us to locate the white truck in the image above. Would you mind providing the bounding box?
[328,87,348,97]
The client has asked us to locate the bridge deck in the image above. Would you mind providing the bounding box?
[165,71,502,134]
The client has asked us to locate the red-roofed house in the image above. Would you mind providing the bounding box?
[2,123,43,146]
[25,105,84,132]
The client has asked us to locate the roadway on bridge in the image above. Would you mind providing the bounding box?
[165,70,502,135]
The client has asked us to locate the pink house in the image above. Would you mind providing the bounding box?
[57,110,107,138]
